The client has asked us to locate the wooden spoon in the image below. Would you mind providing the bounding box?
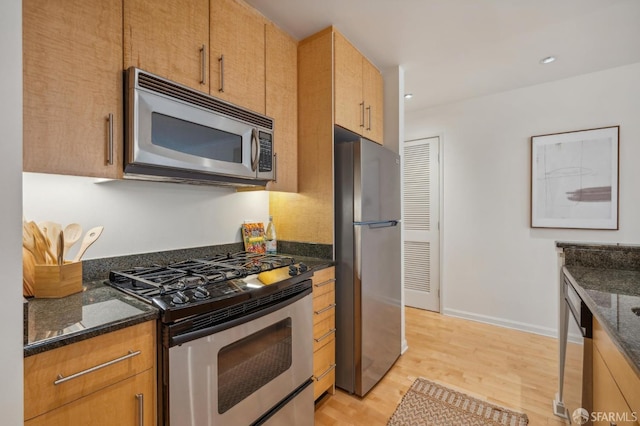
[62,223,83,259]
[39,221,62,258]
[22,247,35,297]
[73,226,104,262]
[24,222,51,264]
[29,221,56,264]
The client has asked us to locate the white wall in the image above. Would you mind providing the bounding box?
[23,174,269,260]
[405,62,640,336]
[0,0,23,422]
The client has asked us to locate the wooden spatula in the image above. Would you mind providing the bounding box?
[73,226,104,262]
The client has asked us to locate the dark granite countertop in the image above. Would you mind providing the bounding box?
[563,265,640,377]
[288,255,334,271]
[23,245,332,358]
[24,281,158,358]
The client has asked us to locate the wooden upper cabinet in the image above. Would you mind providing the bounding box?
[362,58,384,143]
[124,0,210,92]
[333,31,384,144]
[334,32,364,136]
[265,23,297,193]
[210,0,266,114]
[23,0,123,178]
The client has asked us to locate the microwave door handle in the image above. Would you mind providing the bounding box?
[251,128,260,172]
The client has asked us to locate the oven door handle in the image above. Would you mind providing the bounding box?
[169,286,312,347]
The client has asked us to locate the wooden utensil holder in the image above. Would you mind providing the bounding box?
[33,261,82,298]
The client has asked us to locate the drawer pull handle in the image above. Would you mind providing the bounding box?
[314,278,336,288]
[315,364,336,381]
[314,303,336,315]
[54,350,141,385]
[314,328,336,343]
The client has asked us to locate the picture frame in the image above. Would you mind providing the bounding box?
[530,126,619,230]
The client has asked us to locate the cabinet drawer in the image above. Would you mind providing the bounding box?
[25,367,156,426]
[312,267,335,297]
[313,315,335,352]
[313,364,335,401]
[313,337,336,400]
[313,336,335,377]
[313,291,335,316]
[593,318,640,416]
[313,297,335,326]
[25,321,156,420]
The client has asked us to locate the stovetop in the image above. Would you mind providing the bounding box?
[107,252,312,323]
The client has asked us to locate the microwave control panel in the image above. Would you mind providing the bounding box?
[258,131,273,172]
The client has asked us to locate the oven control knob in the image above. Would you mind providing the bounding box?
[288,265,299,276]
[193,286,210,299]
[172,291,189,305]
[298,263,308,273]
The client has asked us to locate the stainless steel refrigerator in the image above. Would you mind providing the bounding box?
[334,135,402,396]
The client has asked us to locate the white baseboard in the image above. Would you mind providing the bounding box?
[442,308,567,340]
[401,339,409,354]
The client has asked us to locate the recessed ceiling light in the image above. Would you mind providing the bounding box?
[404,93,413,99]
[540,56,556,64]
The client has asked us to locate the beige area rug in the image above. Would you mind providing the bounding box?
[387,378,529,426]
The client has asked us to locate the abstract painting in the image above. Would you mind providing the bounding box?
[531,126,619,229]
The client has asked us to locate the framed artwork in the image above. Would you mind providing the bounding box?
[530,126,619,229]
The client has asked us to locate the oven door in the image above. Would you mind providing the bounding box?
[167,291,313,426]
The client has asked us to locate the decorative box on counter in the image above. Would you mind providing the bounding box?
[32,261,83,298]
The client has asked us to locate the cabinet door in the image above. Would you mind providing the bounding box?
[210,0,266,113]
[25,369,156,426]
[592,347,636,425]
[265,23,297,193]
[23,0,123,178]
[124,0,209,92]
[362,58,384,144]
[334,32,364,135]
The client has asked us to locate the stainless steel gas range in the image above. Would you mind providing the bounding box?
[107,252,315,426]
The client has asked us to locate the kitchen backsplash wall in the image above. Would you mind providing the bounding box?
[23,172,270,260]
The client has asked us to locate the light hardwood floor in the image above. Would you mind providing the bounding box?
[314,307,580,425]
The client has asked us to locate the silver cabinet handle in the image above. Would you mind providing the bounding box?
[360,102,365,128]
[199,45,207,85]
[314,328,336,343]
[314,303,336,315]
[107,113,114,165]
[366,105,372,131]
[136,393,144,426]
[273,152,277,183]
[218,55,225,92]
[54,350,141,385]
[314,278,335,288]
[315,364,336,381]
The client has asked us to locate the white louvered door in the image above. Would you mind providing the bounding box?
[402,137,440,311]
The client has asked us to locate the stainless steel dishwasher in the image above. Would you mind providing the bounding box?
[554,267,593,425]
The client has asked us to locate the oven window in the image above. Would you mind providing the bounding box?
[151,112,242,163]
[218,318,292,414]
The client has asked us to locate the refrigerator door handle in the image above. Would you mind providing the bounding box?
[354,220,400,229]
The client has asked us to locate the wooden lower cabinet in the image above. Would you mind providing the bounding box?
[24,321,156,426]
[592,318,640,425]
[312,267,336,401]
[25,368,155,426]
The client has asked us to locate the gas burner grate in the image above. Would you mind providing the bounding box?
[109,266,188,288]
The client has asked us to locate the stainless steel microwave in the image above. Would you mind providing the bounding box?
[124,67,274,187]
